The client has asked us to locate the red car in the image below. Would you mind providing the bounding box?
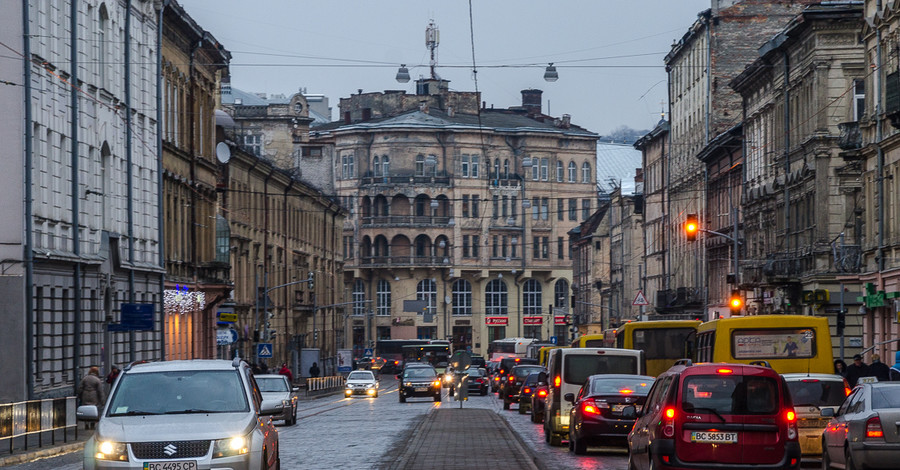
[627,362,800,470]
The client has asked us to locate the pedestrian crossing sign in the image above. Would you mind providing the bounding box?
[257,343,273,358]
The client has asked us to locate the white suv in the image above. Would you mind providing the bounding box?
[77,358,281,470]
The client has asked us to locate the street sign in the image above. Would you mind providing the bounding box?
[633,290,650,306]
[217,307,237,324]
[216,328,238,345]
[550,336,557,345]
[257,343,273,358]
[363,348,373,357]
[403,300,428,312]
[108,303,155,331]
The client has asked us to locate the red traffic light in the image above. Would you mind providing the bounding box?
[685,214,699,241]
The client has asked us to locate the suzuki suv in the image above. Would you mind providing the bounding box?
[77,358,282,470]
[626,362,800,470]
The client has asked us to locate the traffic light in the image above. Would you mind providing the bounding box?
[307,271,315,290]
[729,290,743,314]
[837,309,846,334]
[685,214,699,241]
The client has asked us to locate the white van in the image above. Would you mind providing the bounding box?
[542,347,645,446]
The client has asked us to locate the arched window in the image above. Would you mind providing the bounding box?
[373,156,381,177]
[352,279,366,315]
[452,279,472,316]
[532,158,540,181]
[493,159,501,179]
[554,279,569,308]
[376,279,391,316]
[523,279,543,315]
[415,155,425,176]
[382,155,390,177]
[99,4,109,87]
[556,161,564,182]
[485,279,508,315]
[503,159,510,179]
[582,162,592,183]
[568,161,577,182]
[417,279,437,315]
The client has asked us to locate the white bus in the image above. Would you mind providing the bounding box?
[489,337,537,361]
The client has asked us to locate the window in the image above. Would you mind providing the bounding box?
[523,279,542,314]
[582,162,592,183]
[532,197,539,220]
[853,79,865,121]
[541,198,549,220]
[472,196,480,218]
[568,162,577,182]
[472,235,480,258]
[382,156,390,177]
[493,159,501,179]
[99,5,109,87]
[501,196,509,218]
[373,156,381,177]
[376,279,391,316]
[461,155,470,177]
[492,195,499,219]
[415,155,425,176]
[417,279,437,315]
[556,161,564,182]
[485,279,508,315]
[541,237,549,259]
[533,237,540,259]
[452,280,472,315]
[554,280,569,308]
[540,158,549,181]
[471,156,479,178]
[557,199,564,221]
[244,134,262,156]
[501,236,508,258]
[582,199,591,219]
[503,159,510,178]
[462,195,470,218]
[463,235,471,257]
[352,279,366,315]
[511,196,517,220]
[557,237,564,260]
[492,236,499,258]
[568,198,577,220]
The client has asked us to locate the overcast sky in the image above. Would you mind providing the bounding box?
[178,0,711,136]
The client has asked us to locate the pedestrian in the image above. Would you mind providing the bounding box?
[105,365,120,385]
[845,354,869,387]
[279,362,293,383]
[251,363,261,375]
[309,361,320,378]
[891,351,900,381]
[869,353,891,382]
[78,366,106,429]
[259,361,269,374]
[834,359,848,378]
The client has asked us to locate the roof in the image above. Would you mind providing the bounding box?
[596,142,643,195]
[127,359,239,373]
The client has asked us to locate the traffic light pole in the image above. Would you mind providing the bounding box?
[689,208,741,315]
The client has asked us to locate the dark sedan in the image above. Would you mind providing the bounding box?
[566,374,654,454]
[501,364,545,410]
[449,367,489,396]
[518,372,544,415]
[397,365,441,403]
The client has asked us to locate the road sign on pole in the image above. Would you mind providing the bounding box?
[257,343,273,358]
[632,290,649,306]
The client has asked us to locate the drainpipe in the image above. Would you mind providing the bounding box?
[156,0,169,361]
[876,0,885,273]
[23,0,35,399]
[125,0,136,362]
[189,39,202,287]
[783,49,791,294]
[70,0,83,388]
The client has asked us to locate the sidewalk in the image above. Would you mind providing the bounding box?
[384,407,543,470]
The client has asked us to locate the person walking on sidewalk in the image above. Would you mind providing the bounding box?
[78,366,106,429]
[890,351,900,381]
[869,354,891,382]
[309,362,320,378]
[279,362,293,383]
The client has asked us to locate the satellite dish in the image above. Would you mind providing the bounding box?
[449,351,472,370]
[216,142,231,163]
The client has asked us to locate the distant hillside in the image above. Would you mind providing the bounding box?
[603,125,651,145]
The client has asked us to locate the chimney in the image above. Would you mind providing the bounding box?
[447,105,455,117]
[635,168,644,183]
[560,114,571,128]
[521,89,543,116]
[419,101,429,114]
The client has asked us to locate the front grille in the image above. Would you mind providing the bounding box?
[131,440,211,459]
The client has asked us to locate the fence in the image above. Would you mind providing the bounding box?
[0,397,78,454]
[305,376,345,396]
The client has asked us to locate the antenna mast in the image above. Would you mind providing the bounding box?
[426,20,440,80]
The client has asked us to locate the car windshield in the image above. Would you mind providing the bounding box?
[682,375,778,415]
[107,370,249,416]
[404,368,436,379]
[872,385,900,409]
[348,371,375,381]
[589,377,654,396]
[465,369,483,377]
[514,366,544,378]
[785,379,846,407]
[256,377,289,392]
[563,354,638,385]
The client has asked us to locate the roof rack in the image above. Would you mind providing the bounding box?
[673,359,693,367]
[749,360,772,368]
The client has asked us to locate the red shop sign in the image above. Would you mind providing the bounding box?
[523,317,543,325]
[485,317,509,326]
[554,315,567,325]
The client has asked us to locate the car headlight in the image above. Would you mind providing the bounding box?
[281,399,291,408]
[432,380,441,387]
[212,435,249,458]
[404,382,412,387]
[95,441,128,461]
[346,384,354,389]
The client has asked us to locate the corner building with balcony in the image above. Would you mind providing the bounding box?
[311,80,598,356]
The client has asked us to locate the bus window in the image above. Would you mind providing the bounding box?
[632,328,697,360]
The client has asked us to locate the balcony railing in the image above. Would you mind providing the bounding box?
[361,215,451,226]
[359,255,451,267]
[358,172,451,186]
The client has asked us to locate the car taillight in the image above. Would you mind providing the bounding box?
[554,376,561,388]
[662,406,676,438]
[538,389,547,397]
[581,398,601,415]
[785,409,798,440]
[523,387,531,394]
[845,386,852,396]
[866,416,884,439]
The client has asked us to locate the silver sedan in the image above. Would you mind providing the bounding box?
[255,374,299,425]
[822,381,900,469]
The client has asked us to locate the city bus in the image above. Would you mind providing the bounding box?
[488,337,536,360]
[606,320,701,376]
[375,339,428,373]
[401,343,451,371]
[526,342,556,360]
[694,315,834,374]
[570,334,605,348]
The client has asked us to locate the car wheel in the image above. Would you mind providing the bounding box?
[289,406,297,426]
[449,388,454,397]
[481,388,487,396]
[627,451,638,470]
[399,394,406,403]
[572,432,587,455]
[503,399,510,410]
[373,391,378,398]
[821,446,831,470]
[549,432,562,446]
[434,393,441,402]
[530,410,538,423]
[518,404,526,414]
[845,448,857,470]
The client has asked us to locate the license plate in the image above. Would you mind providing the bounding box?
[143,461,198,470]
[414,387,427,392]
[690,431,738,444]
[612,404,626,413]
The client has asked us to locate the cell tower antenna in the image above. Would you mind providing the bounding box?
[426,20,440,80]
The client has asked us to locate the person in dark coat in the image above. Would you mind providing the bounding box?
[78,366,106,429]
[890,351,900,381]
[834,359,848,378]
[869,354,891,382]
[845,354,870,387]
[308,362,320,378]
[106,365,120,385]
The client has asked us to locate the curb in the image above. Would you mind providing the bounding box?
[491,410,546,470]
[0,441,85,467]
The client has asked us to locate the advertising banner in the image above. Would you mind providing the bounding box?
[732,328,815,359]
[485,317,508,326]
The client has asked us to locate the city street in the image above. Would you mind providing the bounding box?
[6,376,629,470]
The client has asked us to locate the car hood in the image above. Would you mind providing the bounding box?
[260,391,291,402]
[98,413,256,442]
[346,379,376,385]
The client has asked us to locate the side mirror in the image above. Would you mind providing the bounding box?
[820,408,835,417]
[396,375,402,380]
[538,371,548,384]
[259,400,284,416]
[621,405,637,419]
[564,393,575,403]
[76,405,100,422]
[292,387,300,392]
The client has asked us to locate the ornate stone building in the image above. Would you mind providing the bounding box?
[311,81,598,356]
[634,119,669,316]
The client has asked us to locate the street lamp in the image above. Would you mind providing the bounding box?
[543,63,559,82]
[395,64,411,83]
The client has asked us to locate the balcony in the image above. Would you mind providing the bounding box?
[838,121,861,150]
[359,255,451,267]
[361,215,452,227]
[358,171,451,186]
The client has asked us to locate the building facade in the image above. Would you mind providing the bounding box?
[634,120,669,317]
[0,0,163,401]
[312,82,598,356]
[570,205,610,336]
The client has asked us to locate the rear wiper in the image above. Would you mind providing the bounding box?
[685,405,726,422]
